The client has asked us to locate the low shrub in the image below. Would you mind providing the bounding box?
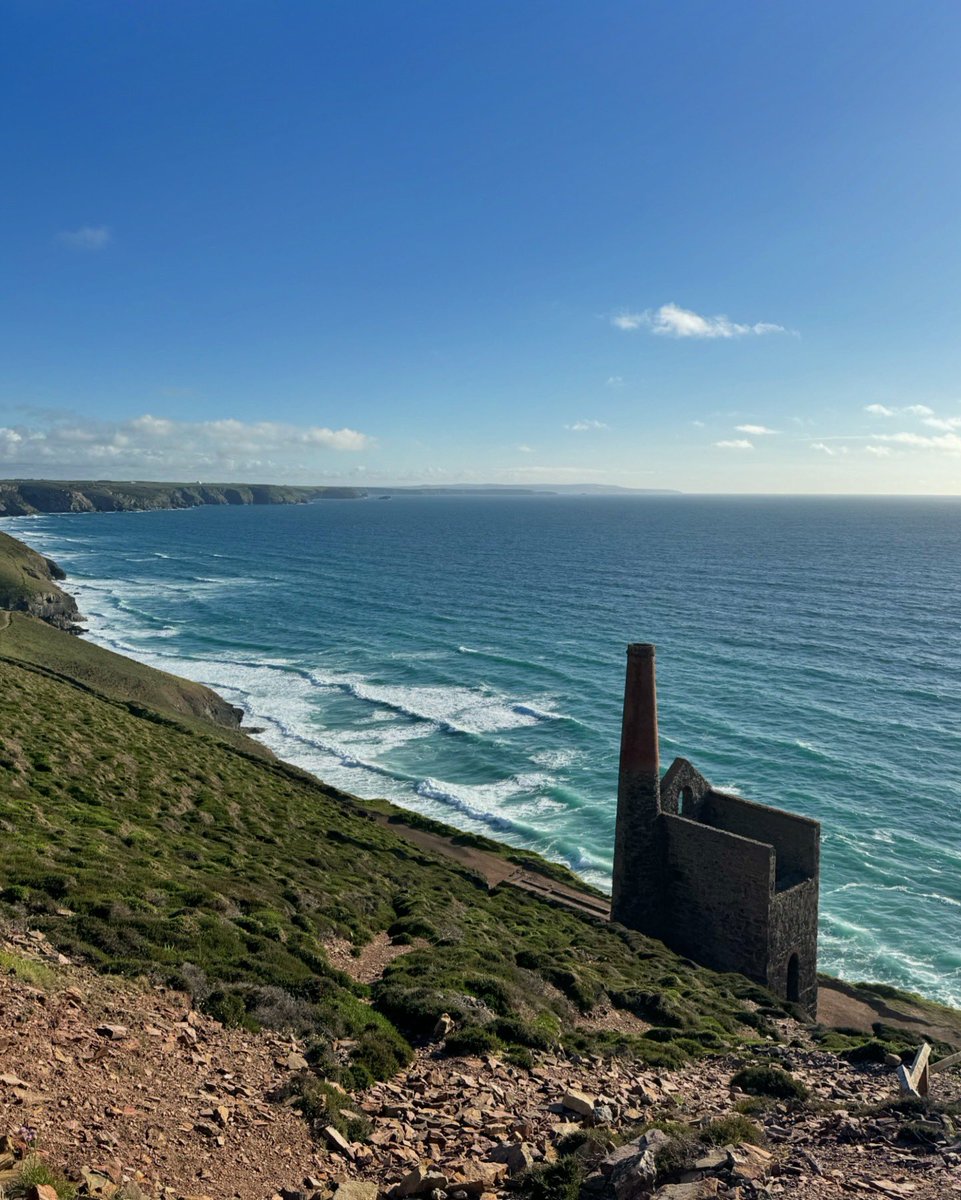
[444,1024,501,1056]
[701,1113,765,1146]
[279,1074,371,1141]
[730,1065,809,1101]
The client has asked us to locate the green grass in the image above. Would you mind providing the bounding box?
[0,630,777,1079]
[5,1154,77,1200]
[0,528,791,1082]
[0,948,58,991]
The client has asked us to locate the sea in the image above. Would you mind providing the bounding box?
[4,495,960,1006]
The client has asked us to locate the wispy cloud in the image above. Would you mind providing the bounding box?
[58,225,111,251]
[612,302,787,339]
[922,415,961,431]
[605,376,624,387]
[874,431,961,455]
[0,413,372,477]
[865,445,892,457]
[864,403,934,417]
[516,444,534,454]
[715,439,753,450]
[812,442,848,457]
[735,424,777,435]
[565,419,609,432]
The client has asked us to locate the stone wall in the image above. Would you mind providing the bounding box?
[662,813,774,982]
[701,792,819,887]
[768,877,820,1013]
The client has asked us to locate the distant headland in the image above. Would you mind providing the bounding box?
[0,479,680,516]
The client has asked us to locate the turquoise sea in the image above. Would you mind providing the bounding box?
[5,495,961,1005]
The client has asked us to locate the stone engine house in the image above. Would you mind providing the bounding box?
[611,643,820,1015]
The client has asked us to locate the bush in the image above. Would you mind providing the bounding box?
[840,1039,892,1064]
[701,1113,765,1146]
[445,1024,500,1056]
[280,1074,371,1141]
[515,1157,584,1200]
[202,988,258,1030]
[731,1065,809,1101]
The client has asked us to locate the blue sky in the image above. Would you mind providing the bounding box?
[3,1,961,492]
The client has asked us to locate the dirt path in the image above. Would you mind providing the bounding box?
[368,812,611,919]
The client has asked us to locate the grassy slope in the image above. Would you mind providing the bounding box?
[0,610,782,1082]
[0,529,67,608]
[0,611,251,741]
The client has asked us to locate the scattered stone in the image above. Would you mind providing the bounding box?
[653,1182,719,1199]
[432,1013,455,1041]
[561,1088,595,1118]
[95,1024,129,1040]
[27,1186,59,1200]
[332,1183,379,1200]
[450,1162,507,1195]
[393,1164,449,1197]
[322,1126,354,1158]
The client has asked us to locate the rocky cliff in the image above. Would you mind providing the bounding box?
[0,530,82,631]
[0,480,366,516]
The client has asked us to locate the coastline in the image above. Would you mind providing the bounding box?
[3,516,961,1064]
[3,505,961,1014]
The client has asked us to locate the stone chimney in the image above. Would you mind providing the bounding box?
[610,643,663,932]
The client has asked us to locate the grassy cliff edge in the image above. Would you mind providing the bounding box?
[0,526,957,1098]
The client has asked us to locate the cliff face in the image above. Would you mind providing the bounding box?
[0,530,82,631]
[0,480,367,515]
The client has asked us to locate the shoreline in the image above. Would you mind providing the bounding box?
[3,509,960,1014]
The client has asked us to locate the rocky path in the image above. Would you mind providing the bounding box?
[2,928,959,1200]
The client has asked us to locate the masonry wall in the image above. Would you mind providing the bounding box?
[768,878,820,1014]
[702,793,819,886]
[662,814,774,983]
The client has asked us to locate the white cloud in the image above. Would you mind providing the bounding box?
[811,442,848,456]
[875,431,961,455]
[605,376,624,387]
[922,415,961,431]
[715,439,753,450]
[864,403,934,418]
[612,302,787,339]
[736,424,777,435]
[690,419,705,428]
[0,413,373,476]
[611,312,646,331]
[516,444,534,454]
[58,226,111,251]
[565,419,609,432]
[865,445,892,457]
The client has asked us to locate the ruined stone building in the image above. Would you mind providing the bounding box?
[611,643,820,1015]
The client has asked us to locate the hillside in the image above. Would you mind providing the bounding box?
[0,480,365,516]
[1,527,960,1199]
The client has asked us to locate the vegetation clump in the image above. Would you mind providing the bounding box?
[730,1064,809,1101]
[6,1153,77,1200]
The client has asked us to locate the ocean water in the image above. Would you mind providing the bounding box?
[5,495,961,1005]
